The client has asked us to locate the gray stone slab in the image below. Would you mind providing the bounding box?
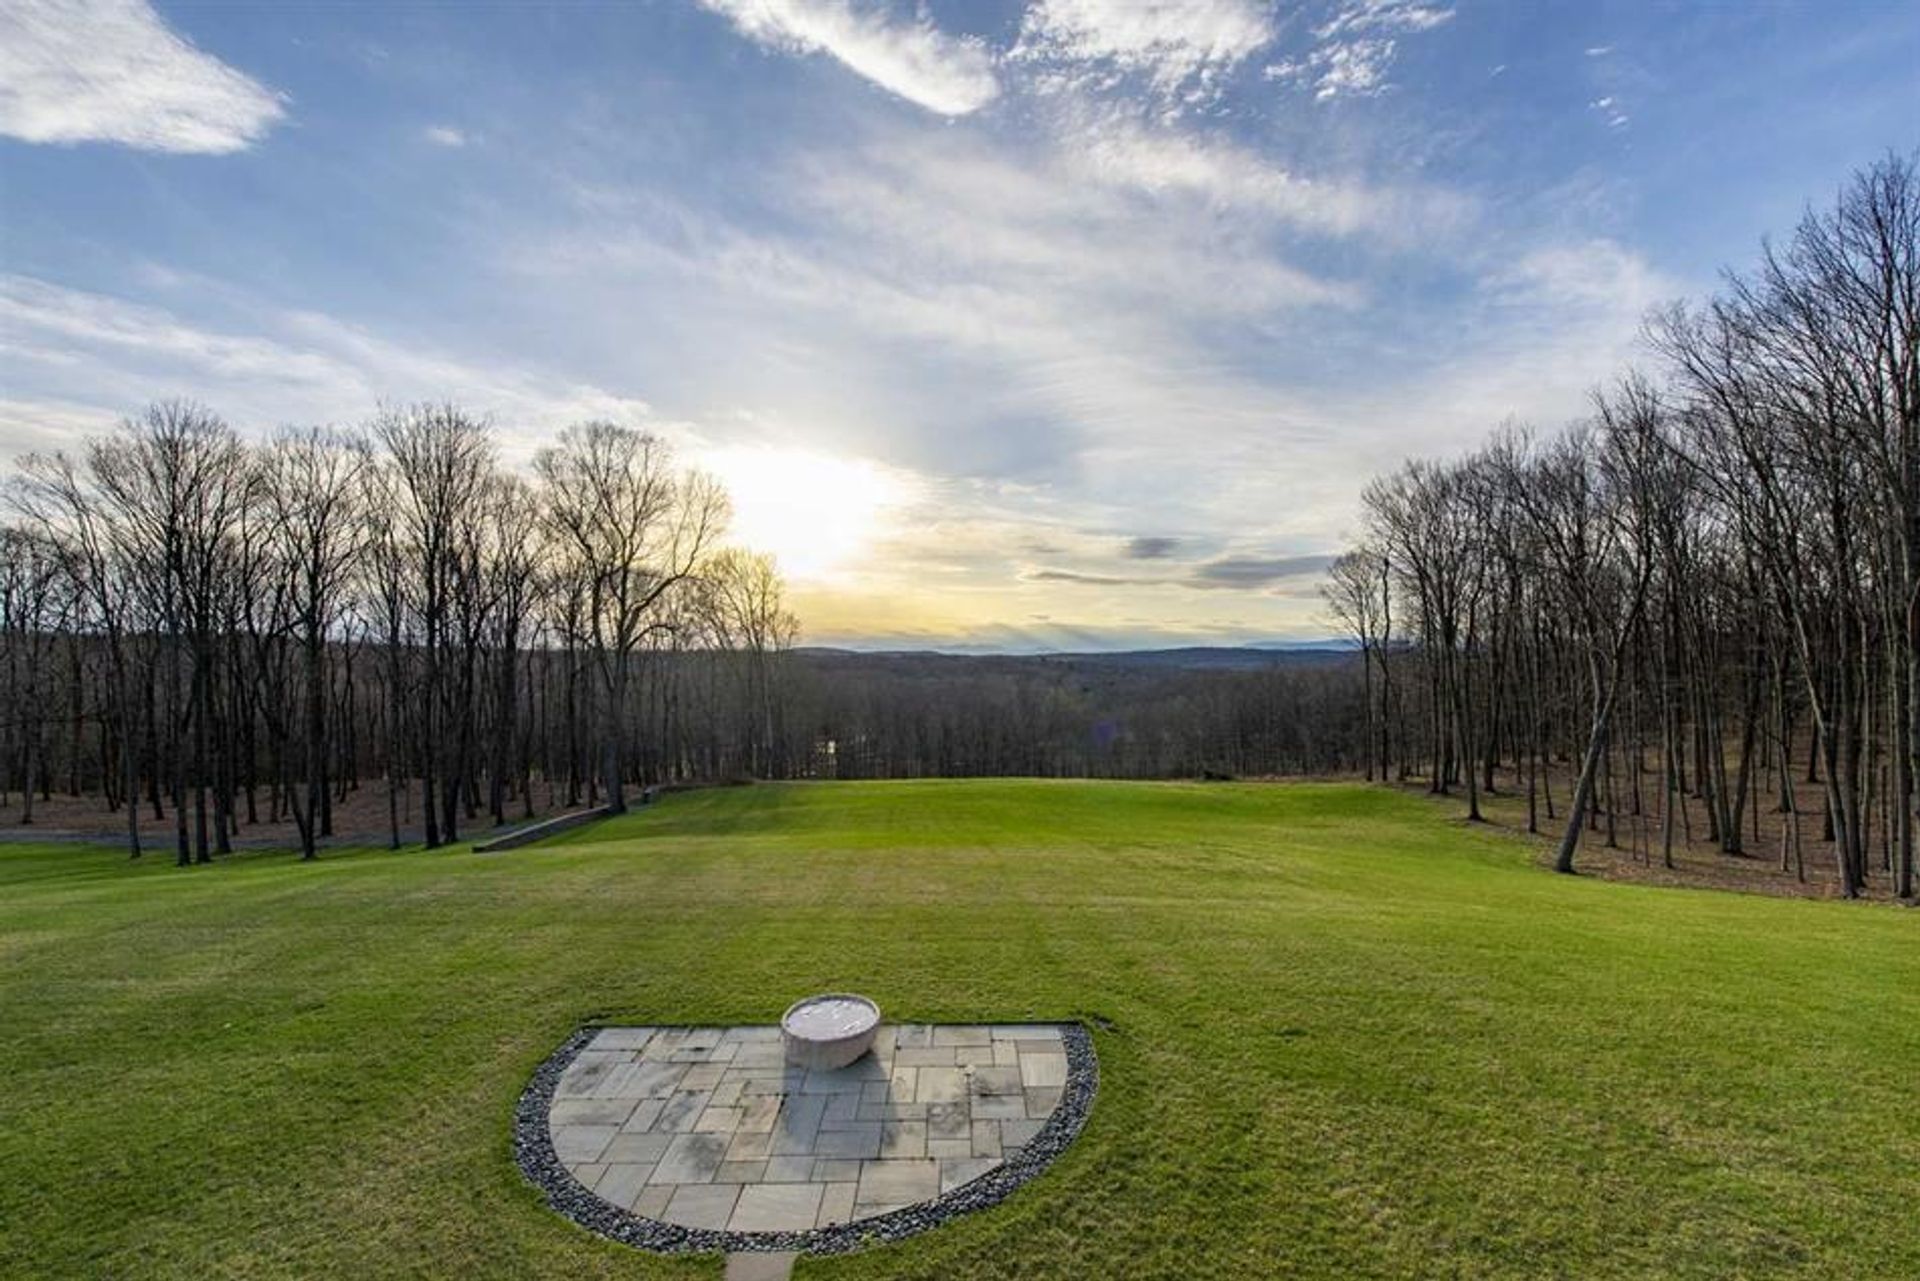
[915,1067,966,1103]
[925,1101,970,1138]
[763,1153,815,1182]
[736,1095,781,1134]
[1025,1087,1064,1118]
[1019,1054,1068,1088]
[552,1125,620,1163]
[811,1158,862,1182]
[969,1066,1023,1096]
[664,1183,739,1229]
[730,1043,786,1068]
[999,1118,1043,1150]
[718,1160,768,1183]
[666,1031,734,1064]
[939,1156,1003,1194]
[618,1099,666,1134]
[554,1054,621,1098]
[681,1063,728,1090]
[812,1124,882,1159]
[611,1060,688,1099]
[640,1029,692,1060]
[800,1066,874,1095]
[650,1132,730,1184]
[550,1098,638,1128]
[769,1094,827,1155]
[589,1027,658,1052]
[729,1182,825,1232]
[817,1181,857,1227]
[881,1120,927,1159]
[932,1026,991,1047]
[927,1138,972,1159]
[853,1199,911,1219]
[723,1025,783,1043]
[738,1073,801,1096]
[855,1158,938,1207]
[970,1120,1000,1158]
[655,1090,713,1133]
[601,1132,673,1166]
[724,1130,774,1162]
[695,1106,744,1134]
[894,1047,958,1067]
[972,1093,1027,1121]
[633,1185,673,1219]
[595,1162,656,1210]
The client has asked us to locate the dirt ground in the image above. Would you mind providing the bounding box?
[0,776,586,851]
[1394,759,1916,904]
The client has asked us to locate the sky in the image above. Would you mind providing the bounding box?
[2,1,1916,652]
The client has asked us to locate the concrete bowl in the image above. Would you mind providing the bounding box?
[781,993,881,1070]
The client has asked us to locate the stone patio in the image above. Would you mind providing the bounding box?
[546,1023,1072,1235]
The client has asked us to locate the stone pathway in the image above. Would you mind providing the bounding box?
[547,1023,1070,1235]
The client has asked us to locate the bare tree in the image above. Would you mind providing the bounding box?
[535,423,727,813]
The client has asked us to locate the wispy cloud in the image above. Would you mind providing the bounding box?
[423,123,470,147]
[697,0,999,115]
[1126,535,1181,559]
[1013,0,1278,102]
[1070,115,1393,236]
[1190,553,1334,587]
[1022,551,1335,591]
[1265,0,1453,100]
[1589,96,1629,128]
[1314,1,1454,40]
[0,274,661,461]
[1026,567,1143,586]
[0,0,284,153]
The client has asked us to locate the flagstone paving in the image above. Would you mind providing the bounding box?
[547,1023,1072,1234]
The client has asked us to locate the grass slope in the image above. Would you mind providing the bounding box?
[1,781,1914,1279]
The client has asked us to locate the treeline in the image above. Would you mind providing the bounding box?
[791,649,1364,779]
[1,407,797,862]
[1324,155,1919,899]
[1,405,1373,865]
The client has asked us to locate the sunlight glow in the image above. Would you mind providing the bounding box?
[703,444,914,582]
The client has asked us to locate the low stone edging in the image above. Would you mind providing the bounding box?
[472,807,612,852]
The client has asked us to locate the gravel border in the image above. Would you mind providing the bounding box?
[514,1023,1098,1255]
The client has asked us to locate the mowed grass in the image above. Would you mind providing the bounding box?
[1,781,1915,1280]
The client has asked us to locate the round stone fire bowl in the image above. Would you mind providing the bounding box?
[781,993,880,1070]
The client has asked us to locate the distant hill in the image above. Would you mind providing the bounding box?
[1036,646,1352,671]
[790,645,1356,674]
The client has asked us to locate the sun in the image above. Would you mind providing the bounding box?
[701,444,911,582]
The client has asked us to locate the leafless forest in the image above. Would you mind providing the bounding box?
[2,157,1915,903]
[1325,156,1918,900]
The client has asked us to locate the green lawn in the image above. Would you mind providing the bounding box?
[2,780,1915,1279]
